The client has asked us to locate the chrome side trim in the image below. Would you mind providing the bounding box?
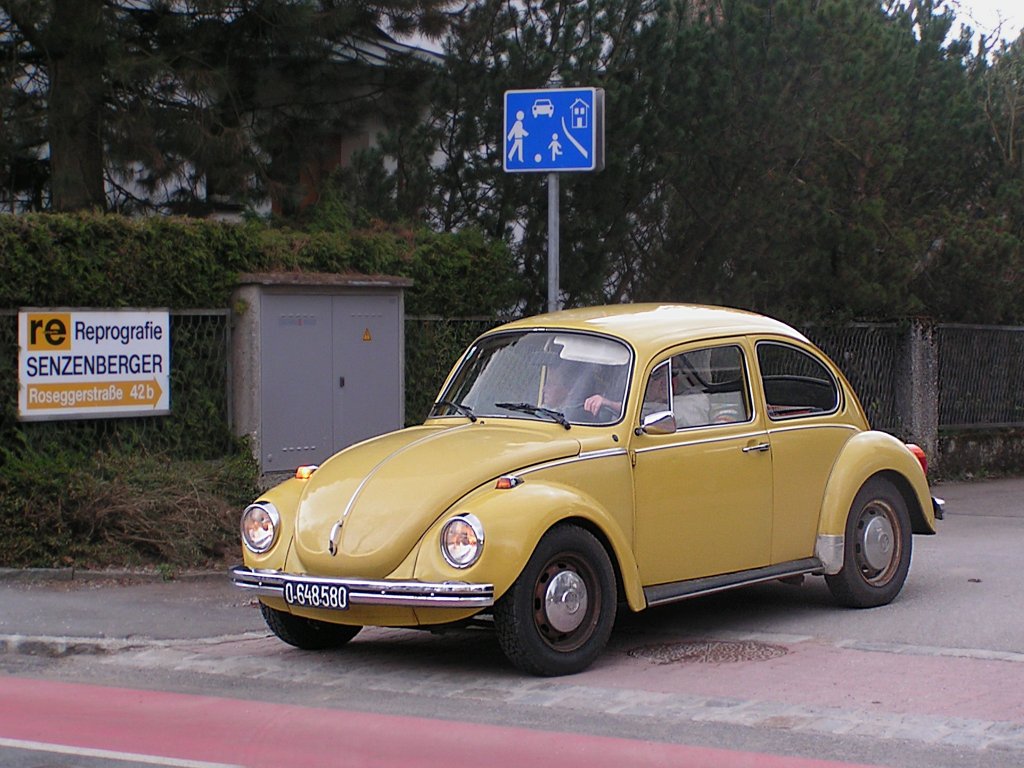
[578,447,629,460]
[815,535,845,574]
[520,447,629,476]
[767,423,859,436]
[229,566,494,609]
[634,430,768,455]
[633,423,857,456]
[643,558,823,607]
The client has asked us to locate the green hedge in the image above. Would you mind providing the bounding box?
[0,212,517,315]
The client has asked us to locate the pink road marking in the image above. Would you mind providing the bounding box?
[0,675,889,768]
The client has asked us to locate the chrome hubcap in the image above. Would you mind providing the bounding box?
[861,514,895,571]
[544,570,589,633]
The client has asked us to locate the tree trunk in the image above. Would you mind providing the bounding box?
[47,0,106,211]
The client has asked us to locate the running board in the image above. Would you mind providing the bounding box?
[643,557,823,608]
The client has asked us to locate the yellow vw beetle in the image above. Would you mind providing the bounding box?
[232,304,941,676]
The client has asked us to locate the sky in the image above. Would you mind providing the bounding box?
[400,2,1023,53]
[952,0,1022,43]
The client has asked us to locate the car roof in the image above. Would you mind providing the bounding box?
[493,304,809,354]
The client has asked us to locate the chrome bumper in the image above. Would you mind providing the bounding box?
[933,496,945,520]
[229,566,494,609]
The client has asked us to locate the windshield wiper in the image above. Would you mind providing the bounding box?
[433,400,477,422]
[495,402,571,429]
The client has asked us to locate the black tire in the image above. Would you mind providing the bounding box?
[494,524,616,676]
[826,476,913,608]
[260,602,361,650]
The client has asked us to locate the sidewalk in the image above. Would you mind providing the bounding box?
[0,569,266,655]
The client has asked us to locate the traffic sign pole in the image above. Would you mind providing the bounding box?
[503,87,604,314]
[548,173,560,313]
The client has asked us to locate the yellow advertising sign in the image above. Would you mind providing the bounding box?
[18,309,171,421]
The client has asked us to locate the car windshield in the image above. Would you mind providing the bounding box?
[434,330,632,426]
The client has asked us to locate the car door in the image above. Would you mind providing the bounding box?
[632,341,773,586]
[754,339,859,564]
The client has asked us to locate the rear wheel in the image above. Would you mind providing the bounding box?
[260,602,361,649]
[826,477,912,608]
[494,524,616,676]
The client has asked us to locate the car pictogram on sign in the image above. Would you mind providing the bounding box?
[532,99,555,118]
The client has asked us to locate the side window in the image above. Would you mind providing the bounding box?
[641,345,752,430]
[756,342,840,420]
[670,345,751,429]
[641,361,672,421]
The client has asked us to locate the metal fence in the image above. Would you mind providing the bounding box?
[0,309,234,459]
[936,324,1024,429]
[4,312,1023,463]
[801,323,906,434]
[404,316,496,424]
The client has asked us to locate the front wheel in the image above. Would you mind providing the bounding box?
[494,524,616,676]
[260,602,361,649]
[826,476,912,608]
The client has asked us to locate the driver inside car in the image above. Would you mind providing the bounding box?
[543,363,623,418]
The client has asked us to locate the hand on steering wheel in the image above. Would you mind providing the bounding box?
[584,394,619,418]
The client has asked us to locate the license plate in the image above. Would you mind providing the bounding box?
[283,580,349,610]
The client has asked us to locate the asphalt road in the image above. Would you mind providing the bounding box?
[1,476,1022,768]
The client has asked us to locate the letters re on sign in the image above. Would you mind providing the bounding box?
[18,309,171,421]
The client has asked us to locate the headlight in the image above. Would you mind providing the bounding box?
[440,514,485,568]
[241,502,280,554]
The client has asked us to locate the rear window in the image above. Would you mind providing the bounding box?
[756,342,839,420]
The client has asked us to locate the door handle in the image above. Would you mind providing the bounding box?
[742,442,771,453]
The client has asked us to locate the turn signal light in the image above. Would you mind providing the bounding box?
[295,464,319,480]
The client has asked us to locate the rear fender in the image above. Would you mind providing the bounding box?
[817,431,936,571]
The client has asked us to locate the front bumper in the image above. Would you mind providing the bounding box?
[229,565,495,609]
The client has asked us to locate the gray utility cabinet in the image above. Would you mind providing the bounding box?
[232,273,411,475]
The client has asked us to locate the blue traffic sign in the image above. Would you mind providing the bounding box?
[503,88,604,173]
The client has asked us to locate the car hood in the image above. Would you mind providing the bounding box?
[289,422,581,576]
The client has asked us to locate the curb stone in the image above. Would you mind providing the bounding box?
[0,632,268,658]
[0,568,227,584]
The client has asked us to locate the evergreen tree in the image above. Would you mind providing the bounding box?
[323,0,1024,322]
[0,0,450,213]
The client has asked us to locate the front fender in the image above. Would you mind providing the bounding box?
[818,431,937,544]
[240,476,305,572]
[412,480,646,612]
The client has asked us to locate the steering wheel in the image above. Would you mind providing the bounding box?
[563,400,617,424]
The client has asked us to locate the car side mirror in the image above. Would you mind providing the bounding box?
[638,411,676,436]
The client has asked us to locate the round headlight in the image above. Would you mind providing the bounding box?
[241,502,280,554]
[440,514,485,569]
